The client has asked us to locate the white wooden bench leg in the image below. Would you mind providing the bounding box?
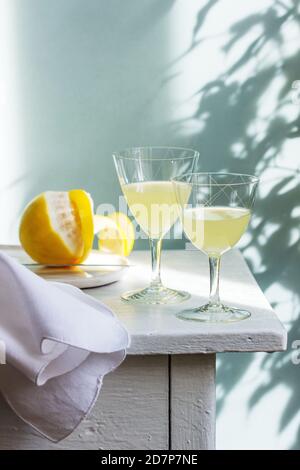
[170,354,216,450]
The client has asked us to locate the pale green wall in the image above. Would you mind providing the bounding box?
[1,0,176,242]
[0,0,300,449]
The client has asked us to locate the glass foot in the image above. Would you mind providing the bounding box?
[177,303,251,323]
[121,285,190,305]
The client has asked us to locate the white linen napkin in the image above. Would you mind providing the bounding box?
[0,252,130,442]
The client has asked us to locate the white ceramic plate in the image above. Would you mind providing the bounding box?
[0,245,129,289]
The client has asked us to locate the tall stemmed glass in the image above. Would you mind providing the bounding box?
[113,147,199,304]
[173,172,259,322]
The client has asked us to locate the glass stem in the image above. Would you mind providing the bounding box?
[208,255,221,307]
[150,238,162,288]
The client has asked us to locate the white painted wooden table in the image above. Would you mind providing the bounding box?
[0,250,286,450]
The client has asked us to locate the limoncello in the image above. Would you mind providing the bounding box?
[122,181,191,239]
[183,206,251,255]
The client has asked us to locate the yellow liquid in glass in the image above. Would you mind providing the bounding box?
[183,206,251,255]
[122,181,191,239]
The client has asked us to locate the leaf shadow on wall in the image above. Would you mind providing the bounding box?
[166,0,300,448]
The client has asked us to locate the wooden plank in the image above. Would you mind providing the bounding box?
[170,354,216,450]
[0,356,169,450]
[94,355,169,450]
[89,250,286,354]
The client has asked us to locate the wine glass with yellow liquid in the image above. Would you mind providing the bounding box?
[173,172,259,322]
[113,147,199,304]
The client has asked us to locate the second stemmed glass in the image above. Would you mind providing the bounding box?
[173,172,259,322]
[113,147,199,304]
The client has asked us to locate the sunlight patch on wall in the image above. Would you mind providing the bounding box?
[0,0,24,243]
[168,0,272,136]
[217,354,300,450]
[266,282,299,325]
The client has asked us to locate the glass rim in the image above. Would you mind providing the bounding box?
[172,172,259,187]
[112,146,200,161]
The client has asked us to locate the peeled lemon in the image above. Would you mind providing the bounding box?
[19,190,94,265]
[95,212,134,257]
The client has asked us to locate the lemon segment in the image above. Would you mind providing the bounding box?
[109,212,135,256]
[95,213,134,257]
[97,227,127,256]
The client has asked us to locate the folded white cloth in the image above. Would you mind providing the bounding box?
[0,252,130,441]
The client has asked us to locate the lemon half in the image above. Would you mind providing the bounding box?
[19,190,94,265]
